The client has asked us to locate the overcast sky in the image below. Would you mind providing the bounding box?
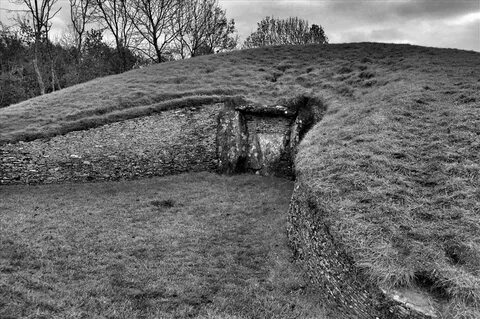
[1,0,479,51]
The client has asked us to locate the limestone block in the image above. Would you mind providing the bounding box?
[247,133,263,170]
[216,108,248,174]
[256,133,286,175]
[289,117,302,154]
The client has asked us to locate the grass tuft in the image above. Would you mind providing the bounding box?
[150,199,176,208]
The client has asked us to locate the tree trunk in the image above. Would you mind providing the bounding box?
[33,39,46,95]
[154,42,162,63]
[116,43,127,72]
[33,57,46,95]
[56,71,62,90]
[51,61,61,91]
[51,63,56,92]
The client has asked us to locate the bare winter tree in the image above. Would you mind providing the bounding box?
[126,0,178,63]
[200,5,237,56]
[171,0,190,59]
[12,0,61,94]
[94,0,136,70]
[69,0,95,56]
[172,0,237,59]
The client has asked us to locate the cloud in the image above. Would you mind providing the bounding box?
[334,27,409,44]
[447,11,480,26]
[325,0,479,22]
[420,17,480,51]
[394,0,478,20]
[2,0,479,51]
[222,0,479,51]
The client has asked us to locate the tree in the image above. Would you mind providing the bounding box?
[0,26,31,107]
[199,5,237,56]
[80,29,116,79]
[66,0,96,85]
[94,0,136,71]
[69,0,95,56]
[0,15,141,107]
[308,24,328,44]
[12,0,61,94]
[170,0,190,59]
[172,0,237,59]
[242,16,328,49]
[126,0,178,63]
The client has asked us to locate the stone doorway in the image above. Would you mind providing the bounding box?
[216,98,319,178]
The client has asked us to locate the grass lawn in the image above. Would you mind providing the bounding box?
[0,172,329,319]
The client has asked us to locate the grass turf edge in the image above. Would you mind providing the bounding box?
[288,92,480,318]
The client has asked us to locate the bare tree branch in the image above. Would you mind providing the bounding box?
[172,0,236,58]
[126,0,178,63]
[94,0,137,70]
[11,0,61,94]
[69,0,95,54]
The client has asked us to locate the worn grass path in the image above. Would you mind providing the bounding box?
[0,172,329,318]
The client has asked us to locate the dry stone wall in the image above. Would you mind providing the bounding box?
[287,181,434,319]
[1,104,222,185]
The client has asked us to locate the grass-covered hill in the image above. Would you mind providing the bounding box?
[1,43,480,317]
[1,43,477,144]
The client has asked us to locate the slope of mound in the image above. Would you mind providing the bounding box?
[1,43,477,145]
[293,86,480,316]
[1,43,479,317]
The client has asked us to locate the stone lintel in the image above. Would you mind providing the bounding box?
[235,104,297,117]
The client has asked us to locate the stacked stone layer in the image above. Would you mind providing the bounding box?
[1,104,222,185]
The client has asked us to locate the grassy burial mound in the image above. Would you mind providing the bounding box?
[1,43,479,318]
[1,43,477,145]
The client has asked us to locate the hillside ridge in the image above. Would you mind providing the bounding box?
[1,43,478,145]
